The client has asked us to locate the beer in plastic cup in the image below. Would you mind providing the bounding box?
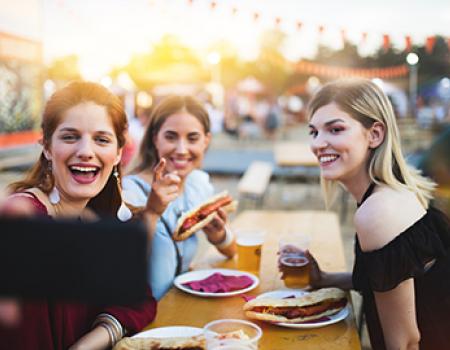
[235,230,265,274]
[279,233,311,288]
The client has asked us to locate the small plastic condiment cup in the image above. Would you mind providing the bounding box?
[203,319,262,350]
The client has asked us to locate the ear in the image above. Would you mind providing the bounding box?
[204,132,212,149]
[43,148,52,161]
[368,122,385,149]
[114,148,123,166]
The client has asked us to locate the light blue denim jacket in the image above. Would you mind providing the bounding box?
[122,170,214,300]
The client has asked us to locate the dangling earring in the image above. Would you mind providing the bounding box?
[47,160,60,205]
[113,166,132,222]
[49,186,60,205]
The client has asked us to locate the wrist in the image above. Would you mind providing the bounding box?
[209,227,235,249]
[147,194,166,216]
[92,313,125,347]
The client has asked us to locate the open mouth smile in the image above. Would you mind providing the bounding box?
[318,154,339,165]
[69,164,101,184]
[170,157,193,169]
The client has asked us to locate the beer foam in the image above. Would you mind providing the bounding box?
[236,236,264,246]
[280,255,309,267]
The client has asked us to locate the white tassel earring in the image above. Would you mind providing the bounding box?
[49,186,60,205]
[113,166,132,222]
[47,160,60,205]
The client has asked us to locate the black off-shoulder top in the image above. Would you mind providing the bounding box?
[352,184,450,350]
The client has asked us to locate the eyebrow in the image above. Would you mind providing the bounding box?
[308,118,345,128]
[58,127,114,136]
[164,130,201,135]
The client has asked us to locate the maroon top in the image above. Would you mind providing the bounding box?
[0,193,157,349]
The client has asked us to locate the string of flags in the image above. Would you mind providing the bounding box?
[294,61,408,79]
[185,0,448,54]
[55,0,448,54]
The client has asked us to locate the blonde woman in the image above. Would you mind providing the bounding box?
[306,79,450,350]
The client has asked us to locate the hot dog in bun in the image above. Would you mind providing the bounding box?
[243,287,347,323]
[173,191,237,241]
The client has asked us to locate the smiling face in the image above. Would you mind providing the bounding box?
[153,111,211,179]
[44,102,122,203]
[309,103,374,186]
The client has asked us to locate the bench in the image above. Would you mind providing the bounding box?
[237,161,273,208]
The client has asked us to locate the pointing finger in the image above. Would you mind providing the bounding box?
[153,158,166,181]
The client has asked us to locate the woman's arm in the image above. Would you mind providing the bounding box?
[374,279,420,350]
[68,326,111,350]
[71,287,157,349]
[305,251,353,290]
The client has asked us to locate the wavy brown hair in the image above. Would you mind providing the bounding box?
[9,81,128,217]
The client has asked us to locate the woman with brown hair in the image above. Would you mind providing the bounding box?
[0,81,156,349]
[122,95,236,300]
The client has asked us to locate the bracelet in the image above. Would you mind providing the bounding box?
[213,226,235,249]
[92,313,124,346]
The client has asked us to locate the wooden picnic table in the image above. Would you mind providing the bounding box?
[145,210,361,350]
[274,142,318,167]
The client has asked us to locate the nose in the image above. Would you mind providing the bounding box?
[76,136,95,160]
[310,132,328,154]
[175,139,188,154]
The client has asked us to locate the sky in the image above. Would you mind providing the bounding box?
[2,0,450,79]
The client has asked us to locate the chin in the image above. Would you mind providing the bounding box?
[66,185,103,201]
[320,171,342,182]
[177,168,194,178]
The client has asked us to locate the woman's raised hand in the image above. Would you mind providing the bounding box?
[203,208,228,242]
[145,158,181,216]
[305,250,327,289]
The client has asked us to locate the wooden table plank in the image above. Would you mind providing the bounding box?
[147,211,361,350]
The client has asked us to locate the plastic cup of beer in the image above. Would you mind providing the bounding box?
[204,319,262,350]
[279,233,311,289]
[235,229,265,274]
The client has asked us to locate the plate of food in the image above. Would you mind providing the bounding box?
[243,287,349,329]
[113,326,205,349]
[174,268,259,297]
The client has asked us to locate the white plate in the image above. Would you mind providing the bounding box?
[255,289,349,329]
[132,326,203,338]
[174,268,259,297]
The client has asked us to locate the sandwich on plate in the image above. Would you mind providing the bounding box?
[243,287,347,323]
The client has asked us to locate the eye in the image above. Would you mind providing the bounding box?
[308,129,318,138]
[164,133,177,141]
[330,127,344,134]
[95,136,112,144]
[60,134,78,142]
[188,134,200,142]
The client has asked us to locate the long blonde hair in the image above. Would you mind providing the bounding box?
[307,78,435,208]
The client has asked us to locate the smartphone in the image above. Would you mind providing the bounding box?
[0,217,148,304]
